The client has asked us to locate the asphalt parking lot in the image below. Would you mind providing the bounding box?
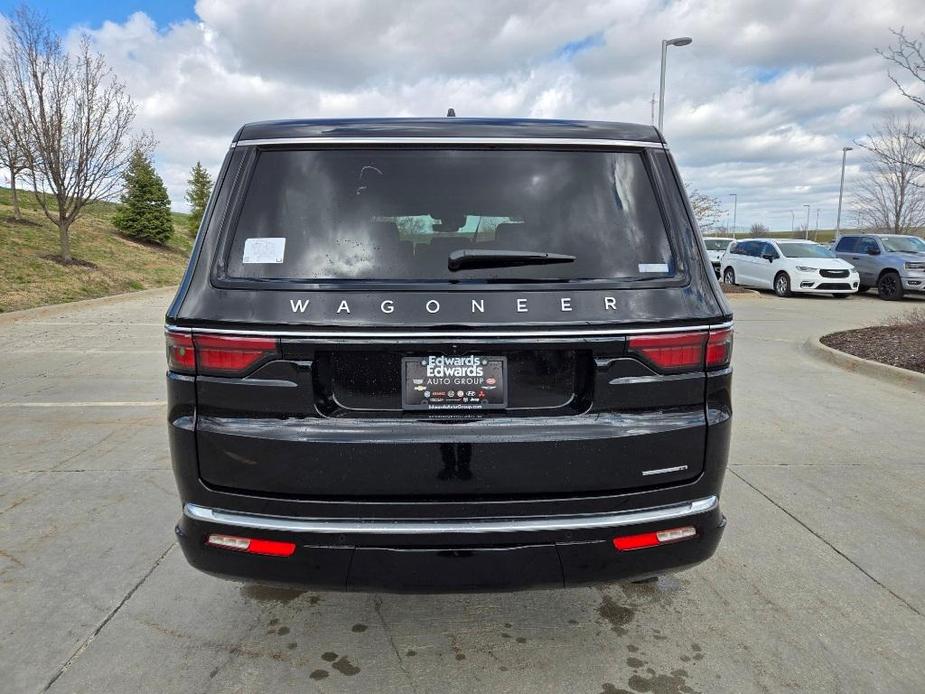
[1,288,924,693]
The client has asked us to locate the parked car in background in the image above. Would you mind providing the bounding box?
[703,237,733,276]
[833,234,925,300]
[721,238,859,297]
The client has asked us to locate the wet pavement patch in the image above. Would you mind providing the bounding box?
[597,593,635,636]
[332,655,360,676]
[309,669,328,680]
[626,670,698,694]
[599,684,632,694]
[351,623,368,633]
[239,585,306,603]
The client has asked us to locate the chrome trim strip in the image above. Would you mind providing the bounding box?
[233,137,666,149]
[165,321,732,340]
[641,465,689,477]
[184,496,717,535]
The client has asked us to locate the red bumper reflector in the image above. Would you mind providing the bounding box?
[613,526,697,551]
[207,534,296,557]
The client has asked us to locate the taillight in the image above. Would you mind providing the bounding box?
[627,327,733,373]
[627,331,706,372]
[166,332,195,374]
[705,327,733,368]
[165,331,279,376]
[194,334,279,375]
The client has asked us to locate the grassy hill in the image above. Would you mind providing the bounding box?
[0,186,193,312]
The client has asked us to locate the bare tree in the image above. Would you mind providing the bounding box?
[878,29,925,160]
[854,117,925,234]
[0,97,27,219]
[685,186,724,231]
[878,30,925,115]
[748,223,769,238]
[0,6,148,262]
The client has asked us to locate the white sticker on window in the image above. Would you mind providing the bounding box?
[638,263,669,273]
[243,237,286,264]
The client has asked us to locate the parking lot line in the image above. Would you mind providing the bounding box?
[0,401,165,407]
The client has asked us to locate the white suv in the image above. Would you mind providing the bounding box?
[703,237,734,277]
[721,238,859,297]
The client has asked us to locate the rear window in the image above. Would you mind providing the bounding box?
[777,242,835,258]
[703,239,730,251]
[224,148,674,283]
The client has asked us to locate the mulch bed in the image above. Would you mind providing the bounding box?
[40,254,97,269]
[2,215,41,227]
[821,323,925,375]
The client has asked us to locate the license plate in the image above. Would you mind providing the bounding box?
[402,355,507,410]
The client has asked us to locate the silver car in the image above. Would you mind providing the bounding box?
[833,234,925,300]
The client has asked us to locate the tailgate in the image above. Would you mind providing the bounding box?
[193,333,710,499]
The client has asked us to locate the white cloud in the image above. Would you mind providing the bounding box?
[59,0,925,230]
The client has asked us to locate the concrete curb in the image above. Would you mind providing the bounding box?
[0,286,177,325]
[723,287,763,298]
[805,335,925,396]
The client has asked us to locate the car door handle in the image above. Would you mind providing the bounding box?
[850,256,860,260]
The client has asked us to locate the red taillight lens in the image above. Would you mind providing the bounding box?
[164,332,279,376]
[207,534,296,557]
[627,327,733,373]
[627,331,707,372]
[613,526,696,551]
[166,332,195,374]
[193,334,279,375]
[706,327,733,368]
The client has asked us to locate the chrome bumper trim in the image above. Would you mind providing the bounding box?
[165,321,733,341]
[183,496,718,535]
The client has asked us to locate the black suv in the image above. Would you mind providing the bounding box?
[166,118,733,592]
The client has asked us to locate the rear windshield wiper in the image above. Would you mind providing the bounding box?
[448,249,576,271]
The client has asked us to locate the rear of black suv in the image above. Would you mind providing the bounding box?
[166,118,732,592]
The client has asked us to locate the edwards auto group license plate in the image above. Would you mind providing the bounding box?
[402,355,507,411]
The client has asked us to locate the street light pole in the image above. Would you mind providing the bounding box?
[815,208,820,241]
[790,210,795,233]
[658,37,692,132]
[729,193,737,237]
[803,204,811,240]
[835,146,853,237]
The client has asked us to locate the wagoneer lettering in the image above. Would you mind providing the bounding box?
[166,117,732,592]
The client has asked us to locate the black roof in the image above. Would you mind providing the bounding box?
[233,117,663,144]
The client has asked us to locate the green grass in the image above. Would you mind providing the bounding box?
[0,186,193,312]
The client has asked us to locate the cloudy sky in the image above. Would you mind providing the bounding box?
[2,0,924,231]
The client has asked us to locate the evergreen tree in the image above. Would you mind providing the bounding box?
[185,161,213,235]
[113,149,173,244]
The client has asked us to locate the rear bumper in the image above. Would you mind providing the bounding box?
[176,496,725,592]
